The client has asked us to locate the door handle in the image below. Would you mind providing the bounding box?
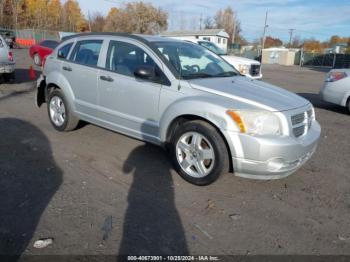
[100,75,114,82]
[62,66,72,72]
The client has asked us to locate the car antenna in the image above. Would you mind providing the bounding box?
[177,44,182,91]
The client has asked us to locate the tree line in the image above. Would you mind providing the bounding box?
[0,0,168,34]
[0,0,245,46]
[261,35,350,53]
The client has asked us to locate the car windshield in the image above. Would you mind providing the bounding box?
[154,41,237,80]
[198,41,227,56]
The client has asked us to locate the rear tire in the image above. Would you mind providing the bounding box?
[170,120,229,186]
[47,89,79,132]
[34,53,42,66]
[3,72,15,82]
[347,97,350,114]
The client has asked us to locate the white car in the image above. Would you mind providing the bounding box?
[183,39,262,79]
[320,69,350,113]
[0,35,15,82]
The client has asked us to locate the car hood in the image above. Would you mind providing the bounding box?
[221,55,260,65]
[188,76,310,112]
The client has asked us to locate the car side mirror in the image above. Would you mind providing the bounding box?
[134,66,156,80]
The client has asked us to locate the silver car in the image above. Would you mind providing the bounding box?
[320,69,350,113]
[0,35,15,82]
[36,33,321,185]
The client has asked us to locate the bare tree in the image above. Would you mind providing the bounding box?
[203,16,214,29]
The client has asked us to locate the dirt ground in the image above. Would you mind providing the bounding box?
[0,49,350,258]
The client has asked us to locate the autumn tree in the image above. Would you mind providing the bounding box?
[89,12,105,32]
[104,8,127,32]
[303,39,322,53]
[103,2,167,34]
[329,35,349,46]
[62,0,87,32]
[264,36,283,48]
[47,0,62,30]
[203,16,214,29]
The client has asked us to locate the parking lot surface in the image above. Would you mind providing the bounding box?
[1,50,350,256]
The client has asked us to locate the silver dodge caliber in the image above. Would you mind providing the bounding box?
[36,33,321,186]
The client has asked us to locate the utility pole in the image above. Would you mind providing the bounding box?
[288,28,295,48]
[199,13,202,30]
[261,11,268,50]
[232,23,237,44]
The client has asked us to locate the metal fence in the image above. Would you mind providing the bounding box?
[16,29,60,43]
[298,52,350,69]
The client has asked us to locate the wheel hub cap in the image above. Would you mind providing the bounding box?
[49,96,66,126]
[176,132,215,178]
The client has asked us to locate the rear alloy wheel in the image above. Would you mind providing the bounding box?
[49,96,66,127]
[47,89,79,132]
[34,53,42,66]
[171,120,229,186]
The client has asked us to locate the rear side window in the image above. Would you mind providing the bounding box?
[41,40,59,49]
[57,43,73,60]
[70,40,103,67]
[105,40,156,77]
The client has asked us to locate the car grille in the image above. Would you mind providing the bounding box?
[250,64,260,76]
[291,109,313,138]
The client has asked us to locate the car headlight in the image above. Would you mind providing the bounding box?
[227,110,282,136]
[238,64,250,75]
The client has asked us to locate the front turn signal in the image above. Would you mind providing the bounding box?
[226,110,246,133]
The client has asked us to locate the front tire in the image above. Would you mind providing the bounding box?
[170,120,229,186]
[47,89,79,132]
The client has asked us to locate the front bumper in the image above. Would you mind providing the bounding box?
[228,121,321,180]
[0,62,15,74]
[245,73,263,80]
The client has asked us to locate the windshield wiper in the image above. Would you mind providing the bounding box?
[213,71,237,77]
[183,73,214,79]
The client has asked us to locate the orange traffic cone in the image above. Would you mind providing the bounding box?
[29,66,36,80]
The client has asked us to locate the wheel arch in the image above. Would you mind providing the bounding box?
[164,114,234,173]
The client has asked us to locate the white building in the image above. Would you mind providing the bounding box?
[262,47,299,66]
[161,29,230,52]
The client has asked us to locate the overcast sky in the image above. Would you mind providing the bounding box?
[76,0,350,42]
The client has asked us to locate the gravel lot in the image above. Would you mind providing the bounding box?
[1,49,350,258]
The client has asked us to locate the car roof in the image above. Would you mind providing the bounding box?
[62,32,183,44]
[60,32,193,80]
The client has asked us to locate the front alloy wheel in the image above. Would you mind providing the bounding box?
[176,132,215,178]
[171,120,229,186]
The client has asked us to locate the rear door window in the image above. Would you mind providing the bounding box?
[70,40,103,67]
[57,43,73,60]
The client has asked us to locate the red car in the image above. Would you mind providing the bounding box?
[29,40,59,66]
